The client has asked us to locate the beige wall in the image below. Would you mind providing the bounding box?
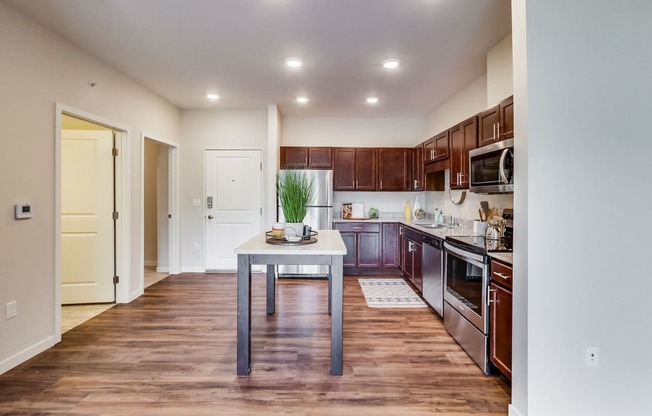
[282,117,423,147]
[179,109,268,272]
[0,2,180,373]
[487,34,514,107]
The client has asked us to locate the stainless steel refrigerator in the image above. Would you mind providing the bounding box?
[277,169,333,278]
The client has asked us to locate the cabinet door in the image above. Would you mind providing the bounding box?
[280,147,308,167]
[398,225,404,269]
[423,138,435,162]
[402,236,413,279]
[381,223,399,268]
[340,232,356,268]
[333,148,356,191]
[478,104,500,147]
[449,123,464,189]
[433,131,449,161]
[460,116,478,188]
[412,145,424,191]
[355,148,377,191]
[378,148,410,191]
[308,147,333,169]
[499,96,514,140]
[357,232,380,268]
[490,282,512,380]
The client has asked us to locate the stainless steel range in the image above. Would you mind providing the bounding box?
[443,209,513,374]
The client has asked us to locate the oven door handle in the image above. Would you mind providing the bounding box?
[444,242,485,264]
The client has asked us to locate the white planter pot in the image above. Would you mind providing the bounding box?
[283,222,304,238]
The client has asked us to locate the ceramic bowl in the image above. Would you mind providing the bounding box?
[285,235,302,243]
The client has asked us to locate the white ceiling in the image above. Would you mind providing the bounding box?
[5,0,511,117]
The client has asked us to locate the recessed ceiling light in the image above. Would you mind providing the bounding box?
[366,97,379,104]
[382,59,400,69]
[296,96,309,103]
[286,58,303,68]
[206,93,219,101]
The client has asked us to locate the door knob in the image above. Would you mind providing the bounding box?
[207,215,214,219]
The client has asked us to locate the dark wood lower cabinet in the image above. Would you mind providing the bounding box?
[401,226,423,292]
[334,222,399,273]
[381,223,399,268]
[489,260,513,381]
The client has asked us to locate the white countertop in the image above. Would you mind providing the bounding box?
[489,252,513,264]
[333,218,476,239]
[234,229,347,255]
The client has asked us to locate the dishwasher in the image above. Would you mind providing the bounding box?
[422,234,443,317]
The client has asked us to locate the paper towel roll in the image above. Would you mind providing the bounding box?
[351,203,364,218]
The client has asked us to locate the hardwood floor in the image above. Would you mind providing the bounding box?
[0,274,510,415]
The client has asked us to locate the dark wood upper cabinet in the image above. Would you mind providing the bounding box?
[449,116,478,189]
[280,147,332,169]
[333,148,376,191]
[377,148,410,191]
[424,131,449,162]
[478,95,514,147]
[412,144,424,191]
[355,148,377,191]
[499,95,514,140]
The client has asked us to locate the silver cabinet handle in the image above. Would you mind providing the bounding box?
[488,288,497,304]
[380,180,383,189]
[414,179,418,189]
[497,122,501,138]
[355,180,359,189]
[493,123,497,140]
[353,226,362,230]
[494,271,511,280]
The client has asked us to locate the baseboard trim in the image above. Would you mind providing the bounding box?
[144,260,158,267]
[509,404,524,416]
[155,266,169,273]
[181,267,206,273]
[0,335,58,375]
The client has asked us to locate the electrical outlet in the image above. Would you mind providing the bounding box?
[586,346,599,368]
[6,301,17,319]
[193,242,199,250]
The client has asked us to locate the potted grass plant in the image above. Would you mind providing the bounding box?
[277,169,314,237]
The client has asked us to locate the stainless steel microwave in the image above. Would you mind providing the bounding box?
[468,138,514,194]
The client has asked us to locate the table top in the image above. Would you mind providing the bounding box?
[234,229,347,255]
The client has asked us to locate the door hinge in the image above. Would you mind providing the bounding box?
[260,207,263,215]
[260,162,263,171]
[113,211,119,220]
[112,147,118,157]
[113,275,119,284]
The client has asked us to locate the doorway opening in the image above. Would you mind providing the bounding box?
[143,137,173,288]
[55,105,132,338]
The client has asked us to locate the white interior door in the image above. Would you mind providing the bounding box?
[205,150,262,271]
[61,129,115,304]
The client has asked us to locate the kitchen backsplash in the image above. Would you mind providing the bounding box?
[333,170,513,221]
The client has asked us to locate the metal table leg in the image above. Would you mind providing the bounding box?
[266,264,275,315]
[236,254,252,375]
[330,254,343,376]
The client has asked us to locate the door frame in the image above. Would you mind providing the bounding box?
[54,104,132,340]
[140,132,180,291]
[203,148,263,271]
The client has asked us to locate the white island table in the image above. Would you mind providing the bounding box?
[234,229,347,376]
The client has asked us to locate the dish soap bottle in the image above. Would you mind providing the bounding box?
[404,200,412,220]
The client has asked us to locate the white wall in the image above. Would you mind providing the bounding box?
[513,1,652,415]
[0,2,180,374]
[333,192,420,219]
[282,117,423,147]
[179,109,268,272]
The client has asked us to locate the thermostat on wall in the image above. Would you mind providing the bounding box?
[15,203,32,219]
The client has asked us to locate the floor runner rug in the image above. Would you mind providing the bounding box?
[358,278,427,308]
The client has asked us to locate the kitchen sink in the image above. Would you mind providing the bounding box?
[415,223,447,230]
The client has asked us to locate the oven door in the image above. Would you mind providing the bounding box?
[443,242,489,333]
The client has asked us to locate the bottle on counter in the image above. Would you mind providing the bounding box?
[404,201,412,220]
